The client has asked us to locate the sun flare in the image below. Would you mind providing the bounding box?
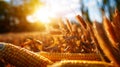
[27,7,55,23]
[27,0,80,24]
[27,6,56,24]
[34,7,55,23]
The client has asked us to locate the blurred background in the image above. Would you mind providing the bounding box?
[0,0,120,33]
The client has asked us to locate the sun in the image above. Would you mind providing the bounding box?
[27,0,80,24]
[34,7,51,23]
[27,6,56,24]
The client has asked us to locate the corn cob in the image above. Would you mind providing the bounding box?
[48,60,113,67]
[65,19,72,33]
[39,52,101,62]
[76,15,87,29]
[103,17,119,50]
[93,22,120,67]
[112,9,120,48]
[0,42,53,67]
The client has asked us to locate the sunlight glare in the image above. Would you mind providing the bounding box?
[27,0,80,24]
[33,7,56,23]
[27,15,35,23]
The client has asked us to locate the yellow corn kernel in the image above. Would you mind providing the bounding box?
[40,52,101,62]
[0,42,53,67]
[48,60,113,67]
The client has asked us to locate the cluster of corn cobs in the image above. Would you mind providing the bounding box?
[0,9,120,67]
[22,15,97,53]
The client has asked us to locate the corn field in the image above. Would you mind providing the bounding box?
[0,9,120,67]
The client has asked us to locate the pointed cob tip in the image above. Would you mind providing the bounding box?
[0,42,5,51]
[75,15,87,29]
[103,16,109,22]
[93,21,100,29]
[115,9,119,14]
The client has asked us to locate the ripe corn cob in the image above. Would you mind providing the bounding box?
[48,60,113,67]
[76,15,87,29]
[93,22,120,67]
[103,17,119,50]
[65,19,72,33]
[39,52,101,62]
[0,42,53,67]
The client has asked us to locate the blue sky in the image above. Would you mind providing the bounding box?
[83,0,103,22]
[4,0,10,2]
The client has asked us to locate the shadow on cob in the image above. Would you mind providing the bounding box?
[0,9,120,67]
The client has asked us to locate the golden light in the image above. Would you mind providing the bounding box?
[27,0,81,24]
[34,7,55,23]
[27,6,56,24]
